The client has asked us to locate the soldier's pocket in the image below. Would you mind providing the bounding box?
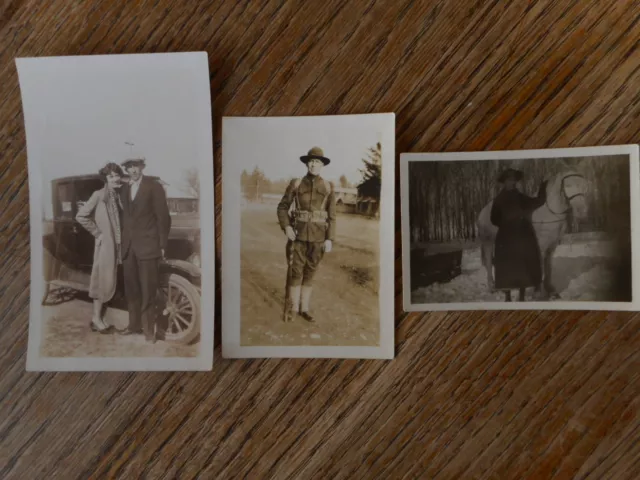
[294,220,305,234]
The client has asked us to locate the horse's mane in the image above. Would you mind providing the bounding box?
[547,168,582,186]
[478,168,588,235]
[544,168,583,194]
[535,168,590,222]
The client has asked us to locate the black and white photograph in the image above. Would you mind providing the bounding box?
[222,114,395,359]
[401,145,640,311]
[18,52,215,371]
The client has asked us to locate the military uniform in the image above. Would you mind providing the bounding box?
[277,147,336,321]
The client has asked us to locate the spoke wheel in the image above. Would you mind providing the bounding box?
[159,273,201,345]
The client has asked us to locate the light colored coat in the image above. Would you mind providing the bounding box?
[75,187,120,302]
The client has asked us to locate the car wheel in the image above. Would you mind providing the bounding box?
[159,273,201,345]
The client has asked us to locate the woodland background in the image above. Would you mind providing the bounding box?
[408,155,631,244]
[242,143,382,201]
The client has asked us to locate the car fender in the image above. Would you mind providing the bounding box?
[160,259,201,287]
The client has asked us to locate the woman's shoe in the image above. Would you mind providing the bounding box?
[90,320,113,334]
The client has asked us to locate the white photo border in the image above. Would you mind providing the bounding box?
[401,144,640,312]
[222,113,395,359]
[18,52,215,371]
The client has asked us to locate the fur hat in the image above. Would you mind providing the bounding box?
[497,168,523,183]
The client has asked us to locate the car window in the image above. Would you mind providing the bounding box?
[76,179,103,211]
[55,182,75,220]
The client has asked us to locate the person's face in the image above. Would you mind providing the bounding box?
[504,177,517,190]
[307,158,324,176]
[127,165,143,181]
[106,171,122,189]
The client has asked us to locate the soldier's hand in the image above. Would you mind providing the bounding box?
[285,226,296,241]
[324,239,332,253]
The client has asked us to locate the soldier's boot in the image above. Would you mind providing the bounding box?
[299,286,315,322]
[283,294,292,322]
[285,285,301,322]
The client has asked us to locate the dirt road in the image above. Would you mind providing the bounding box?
[40,290,198,358]
[241,203,380,347]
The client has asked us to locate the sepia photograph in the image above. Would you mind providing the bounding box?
[222,114,395,359]
[18,52,215,371]
[401,145,640,311]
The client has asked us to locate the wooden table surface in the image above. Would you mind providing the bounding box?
[2,1,640,478]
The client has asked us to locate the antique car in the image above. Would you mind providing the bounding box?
[42,174,201,345]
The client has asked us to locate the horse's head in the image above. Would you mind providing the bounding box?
[546,170,590,220]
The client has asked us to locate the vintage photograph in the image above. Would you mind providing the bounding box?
[18,52,215,370]
[222,114,395,359]
[401,145,640,311]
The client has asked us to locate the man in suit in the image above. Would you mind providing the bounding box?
[118,158,171,342]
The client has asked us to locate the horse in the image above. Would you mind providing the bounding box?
[477,170,590,301]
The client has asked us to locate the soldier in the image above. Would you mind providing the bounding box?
[277,146,337,322]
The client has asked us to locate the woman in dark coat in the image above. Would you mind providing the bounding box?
[491,168,547,302]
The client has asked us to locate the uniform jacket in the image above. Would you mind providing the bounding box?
[75,187,120,302]
[277,174,336,243]
[119,175,171,260]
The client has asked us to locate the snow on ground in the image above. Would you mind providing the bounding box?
[412,240,619,304]
[559,265,616,301]
[555,240,616,258]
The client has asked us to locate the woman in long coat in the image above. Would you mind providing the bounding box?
[76,162,124,333]
[491,168,547,302]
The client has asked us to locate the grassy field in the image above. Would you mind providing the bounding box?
[240,203,380,347]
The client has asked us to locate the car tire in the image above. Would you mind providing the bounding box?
[160,273,201,345]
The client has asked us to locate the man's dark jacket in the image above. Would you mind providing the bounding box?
[120,176,171,260]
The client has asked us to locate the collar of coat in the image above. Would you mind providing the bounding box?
[304,173,323,182]
[99,186,116,202]
[130,174,144,189]
[99,185,126,208]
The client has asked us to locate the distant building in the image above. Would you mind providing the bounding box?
[243,186,376,217]
[167,197,198,214]
[334,187,358,214]
[159,180,199,214]
[260,193,282,204]
[357,196,379,217]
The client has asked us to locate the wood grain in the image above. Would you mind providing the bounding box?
[1,1,639,478]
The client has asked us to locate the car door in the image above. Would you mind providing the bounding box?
[51,179,80,267]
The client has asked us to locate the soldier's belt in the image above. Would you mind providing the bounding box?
[295,210,328,223]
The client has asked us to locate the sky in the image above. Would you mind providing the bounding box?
[18,53,210,218]
[225,115,388,185]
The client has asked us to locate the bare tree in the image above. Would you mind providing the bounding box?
[409,156,628,244]
[182,167,200,198]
